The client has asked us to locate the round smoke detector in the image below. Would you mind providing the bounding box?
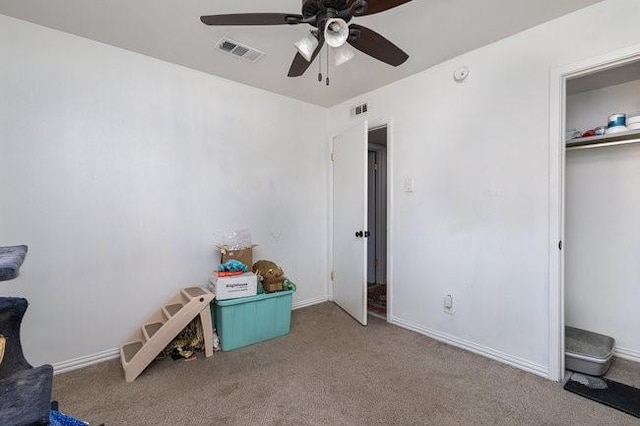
[454,66,470,82]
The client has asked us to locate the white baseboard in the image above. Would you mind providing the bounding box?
[53,348,120,375]
[389,315,549,379]
[615,346,640,363]
[52,295,329,375]
[292,295,328,310]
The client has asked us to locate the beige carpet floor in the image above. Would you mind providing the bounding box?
[53,303,640,425]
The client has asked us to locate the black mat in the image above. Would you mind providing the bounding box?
[564,374,640,418]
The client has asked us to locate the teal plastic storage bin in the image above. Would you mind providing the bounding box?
[212,290,294,351]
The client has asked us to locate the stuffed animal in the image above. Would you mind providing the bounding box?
[252,260,285,292]
[218,259,248,274]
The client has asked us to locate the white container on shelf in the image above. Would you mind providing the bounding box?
[605,125,627,135]
[627,115,640,126]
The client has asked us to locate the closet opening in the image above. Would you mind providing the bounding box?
[367,126,388,319]
[554,52,640,406]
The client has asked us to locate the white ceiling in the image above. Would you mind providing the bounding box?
[0,0,603,107]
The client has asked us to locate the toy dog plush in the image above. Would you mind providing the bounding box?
[252,260,285,292]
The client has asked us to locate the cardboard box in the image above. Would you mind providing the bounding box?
[262,281,284,293]
[220,246,254,270]
[208,272,258,300]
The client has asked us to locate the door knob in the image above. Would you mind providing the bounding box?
[355,231,363,238]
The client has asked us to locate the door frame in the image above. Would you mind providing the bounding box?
[548,43,640,381]
[329,118,394,321]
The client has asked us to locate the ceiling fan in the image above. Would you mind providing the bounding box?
[200,0,412,78]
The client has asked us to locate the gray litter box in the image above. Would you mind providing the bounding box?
[565,326,615,376]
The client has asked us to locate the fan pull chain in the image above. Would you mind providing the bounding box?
[326,47,330,86]
[318,44,323,83]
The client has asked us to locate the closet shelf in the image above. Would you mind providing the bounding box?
[566,128,640,151]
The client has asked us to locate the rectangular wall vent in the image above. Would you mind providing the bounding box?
[217,38,265,63]
[351,103,368,118]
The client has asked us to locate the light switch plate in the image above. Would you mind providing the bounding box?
[404,178,415,193]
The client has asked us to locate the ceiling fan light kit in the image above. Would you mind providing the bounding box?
[200,0,413,80]
[324,18,350,47]
[295,33,320,62]
[334,45,355,66]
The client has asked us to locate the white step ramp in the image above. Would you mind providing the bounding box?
[120,286,214,382]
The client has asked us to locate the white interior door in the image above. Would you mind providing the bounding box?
[333,121,368,325]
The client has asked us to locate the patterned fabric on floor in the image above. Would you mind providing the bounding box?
[367,284,386,314]
[50,410,89,425]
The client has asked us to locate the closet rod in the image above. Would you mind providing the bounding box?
[566,137,640,151]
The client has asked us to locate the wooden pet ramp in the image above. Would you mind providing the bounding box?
[119,287,214,382]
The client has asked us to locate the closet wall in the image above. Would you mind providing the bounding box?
[567,80,640,132]
[565,76,640,361]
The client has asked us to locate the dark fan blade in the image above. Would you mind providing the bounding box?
[347,24,408,66]
[349,0,412,15]
[200,13,303,26]
[288,37,324,77]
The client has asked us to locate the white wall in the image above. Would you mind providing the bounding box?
[565,80,640,359]
[567,79,640,132]
[0,15,329,367]
[328,0,640,376]
[565,144,640,358]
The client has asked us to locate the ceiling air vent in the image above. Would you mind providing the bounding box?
[351,103,368,118]
[217,38,265,63]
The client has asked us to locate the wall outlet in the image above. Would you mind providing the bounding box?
[444,294,454,314]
